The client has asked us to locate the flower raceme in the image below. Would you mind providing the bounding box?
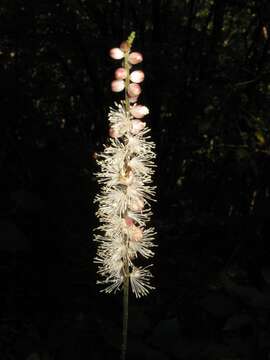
[94,37,156,298]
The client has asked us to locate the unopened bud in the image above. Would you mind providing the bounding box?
[115,67,127,80]
[120,41,129,52]
[128,83,141,97]
[130,70,145,83]
[109,48,124,60]
[130,119,146,134]
[130,105,149,119]
[128,52,143,65]
[111,79,125,92]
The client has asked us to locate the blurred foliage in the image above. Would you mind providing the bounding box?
[1,0,270,359]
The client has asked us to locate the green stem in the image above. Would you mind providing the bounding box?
[124,53,130,112]
[121,272,129,360]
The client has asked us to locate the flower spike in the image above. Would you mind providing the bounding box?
[94,33,156,300]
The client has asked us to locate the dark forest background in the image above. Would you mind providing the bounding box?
[1,0,270,359]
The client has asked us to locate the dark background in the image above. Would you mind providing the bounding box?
[1,0,270,359]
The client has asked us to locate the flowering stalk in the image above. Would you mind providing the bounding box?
[94,32,156,359]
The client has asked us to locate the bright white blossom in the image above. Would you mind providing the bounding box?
[94,41,156,298]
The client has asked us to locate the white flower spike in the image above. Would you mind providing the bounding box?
[94,32,156,301]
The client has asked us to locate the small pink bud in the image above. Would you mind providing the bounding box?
[130,105,149,119]
[130,70,145,83]
[131,226,143,242]
[111,79,125,92]
[128,52,143,65]
[130,119,146,134]
[128,83,141,97]
[125,216,134,226]
[129,198,144,211]
[109,47,124,60]
[120,41,129,52]
[128,95,139,103]
[115,67,127,80]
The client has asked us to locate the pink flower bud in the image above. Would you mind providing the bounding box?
[128,83,141,97]
[128,95,139,103]
[128,52,143,64]
[130,119,146,134]
[130,226,143,242]
[129,198,144,211]
[111,79,125,92]
[120,41,129,52]
[130,105,149,119]
[115,67,127,80]
[130,70,145,83]
[109,47,124,60]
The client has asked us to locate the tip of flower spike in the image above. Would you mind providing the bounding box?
[127,31,136,48]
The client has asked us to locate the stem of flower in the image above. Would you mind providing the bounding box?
[124,52,130,112]
[121,31,135,360]
[121,265,129,360]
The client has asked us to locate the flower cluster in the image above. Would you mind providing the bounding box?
[94,35,156,298]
